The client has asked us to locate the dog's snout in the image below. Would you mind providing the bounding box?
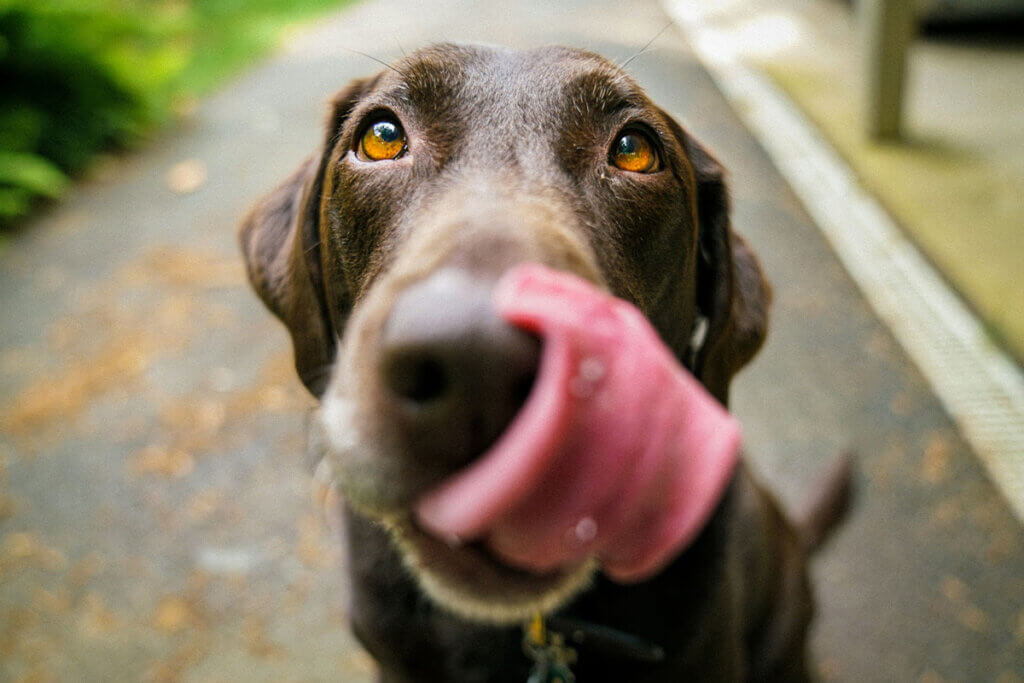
[378,269,541,470]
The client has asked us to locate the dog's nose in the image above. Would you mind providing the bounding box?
[378,269,540,471]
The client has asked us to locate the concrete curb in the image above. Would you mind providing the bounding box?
[663,0,1024,521]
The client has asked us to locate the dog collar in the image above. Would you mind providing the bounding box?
[523,613,665,681]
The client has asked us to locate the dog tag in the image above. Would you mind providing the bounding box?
[524,614,576,683]
[527,659,575,683]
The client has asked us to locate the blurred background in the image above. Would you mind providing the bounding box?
[1,0,1022,681]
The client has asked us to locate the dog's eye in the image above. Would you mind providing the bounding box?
[610,131,658,173]
[360,119,406,161]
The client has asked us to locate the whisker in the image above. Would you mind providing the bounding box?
[619,21,673,70]
[344,47,408,77]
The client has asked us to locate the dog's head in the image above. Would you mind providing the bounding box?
[240,44,769,622]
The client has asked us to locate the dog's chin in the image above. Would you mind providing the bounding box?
[378,515,596,625]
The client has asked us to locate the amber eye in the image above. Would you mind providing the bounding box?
[610,131,658,173]
[360,119,406,161]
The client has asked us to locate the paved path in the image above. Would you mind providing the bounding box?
[1,0,1021,680]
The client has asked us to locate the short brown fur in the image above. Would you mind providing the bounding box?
[239,44,848,682]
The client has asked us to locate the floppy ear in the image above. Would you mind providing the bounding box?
[239,78,375,397]
[668,116,772,406]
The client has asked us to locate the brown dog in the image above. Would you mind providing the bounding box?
[240,43,848,682]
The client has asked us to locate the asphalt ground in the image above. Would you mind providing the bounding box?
[0,0,1021,680]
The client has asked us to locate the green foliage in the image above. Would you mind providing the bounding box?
[0,0,348,228]
[0,152,68,222]
[0,0,180,226]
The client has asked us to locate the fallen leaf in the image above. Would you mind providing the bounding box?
[79,592,117,636]
[296,514,334,569]
[185,489,223,523]
[928,498,962,527]
[816,657,841,681]
[243,616,285,659]
[921,434,952,484]
[957,604,988,632]
[126,247,243,289]
[33,588,71,614]
[152,597,194,633]
[1,340,151,435]
[65,552,106,594]
[1,532,65,571]
[940,576,968,603]
[165,159,207,194]
[338,649,377,675]
[129,445,194,479]
[0,495,15,522]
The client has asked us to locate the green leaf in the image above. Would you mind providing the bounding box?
[0,152,68,198]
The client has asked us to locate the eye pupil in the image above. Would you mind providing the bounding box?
[611,131,657,173]
[374,121,399,143]
[618,135,638,156]
[361,118,406,161]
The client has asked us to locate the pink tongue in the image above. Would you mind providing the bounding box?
[414,264,741,583]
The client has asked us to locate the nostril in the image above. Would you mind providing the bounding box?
[375,269,544,472]
[511,367,537,409]
[384,351,450,405]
